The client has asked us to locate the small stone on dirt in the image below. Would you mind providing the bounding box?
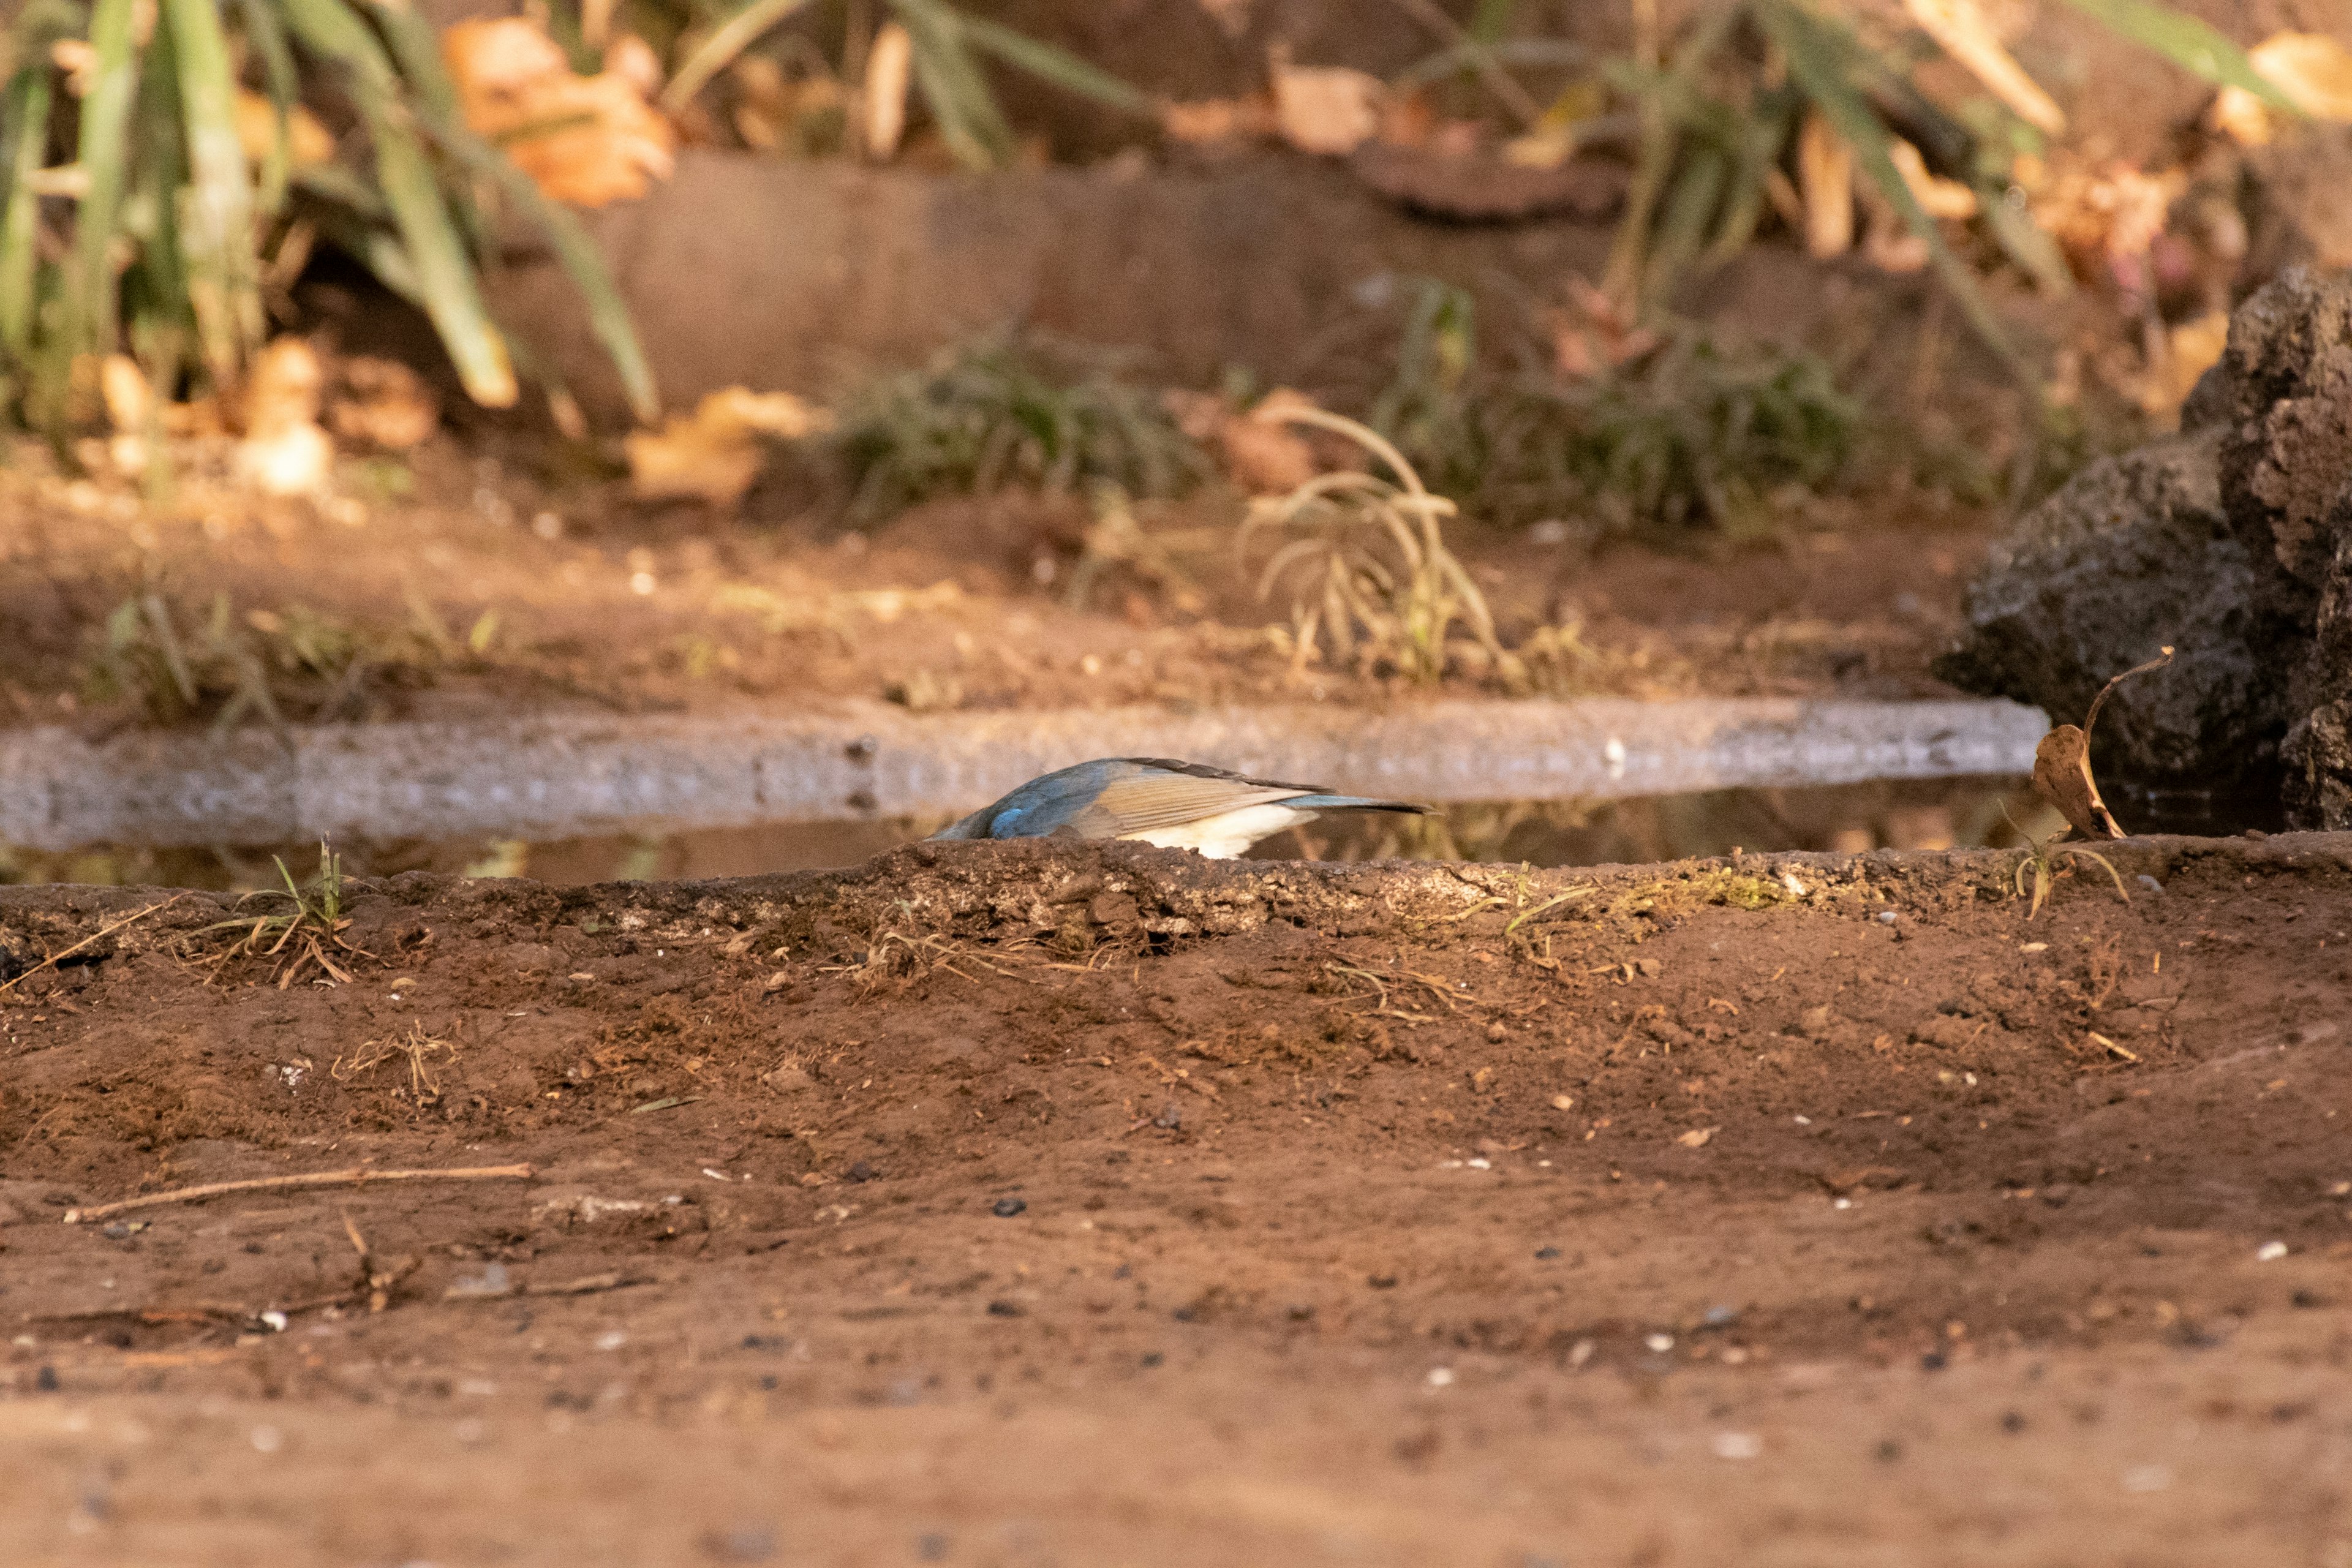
[992,1197,1027,1218]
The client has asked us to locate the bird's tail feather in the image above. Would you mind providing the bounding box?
[1286,794,1434,815]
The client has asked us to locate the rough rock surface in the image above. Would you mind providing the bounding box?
[1940,268,2352,826]
[2287,518,2352,828]
[1931,429,2288,793]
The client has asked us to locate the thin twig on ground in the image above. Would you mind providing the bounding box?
[0,895,187,998]
[62,1163,535,1224]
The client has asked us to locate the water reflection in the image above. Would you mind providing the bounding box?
[1,776,2056,894]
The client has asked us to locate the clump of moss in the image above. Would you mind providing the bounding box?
[1610,867,1794,919]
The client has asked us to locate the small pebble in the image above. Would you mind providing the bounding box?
[1534,1246,1561,1260]
[1425,1366,1455,1387]
[1876,911,1898,925]
[991,1197,1027,1218]
[1644,1333,1674,1353]
[2136,875,2165,894]
[2256,1240,2288,1261]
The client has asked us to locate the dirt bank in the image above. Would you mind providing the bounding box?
[3,834,2350,1564]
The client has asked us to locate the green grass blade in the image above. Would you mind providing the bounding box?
[279,0,518,407]
[1756,0,2035,391]
[657,0,816,116]
[65,0,145,364]
[353,0,466,128]
[236,0,301,216]
[891,0,1016,170]
[956,15,1152,115]
[424,118,661,423]
[162,0,264,386]
[347,0,655,419]
[0,71,51,357]
[2052,0,2302,112]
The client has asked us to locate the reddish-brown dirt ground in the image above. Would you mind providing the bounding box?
[4,833,2350,1564]
[0,430,1987,739]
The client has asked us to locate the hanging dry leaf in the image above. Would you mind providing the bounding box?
[443,18,676,207]
[236,337,334,497]
[330,357,439,450]
[1796,110,1854,258]
[1270,48,1383,157]
[1901,0,2064,136]
[2031,725,2120,839]
[2212,32,2352,146]
[2031,646,2176,839]
[863,21,913,160]
[626,387,833,506]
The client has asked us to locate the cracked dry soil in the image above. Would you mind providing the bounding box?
[2,835,2351,1566]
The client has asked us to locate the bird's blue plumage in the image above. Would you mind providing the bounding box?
[929,757,1430,853]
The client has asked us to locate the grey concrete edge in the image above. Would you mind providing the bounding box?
[0,697,2049,851]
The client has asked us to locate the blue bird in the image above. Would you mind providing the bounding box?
[929,757,1434,860]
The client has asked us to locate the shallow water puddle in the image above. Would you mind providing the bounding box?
[2,776,2056,892]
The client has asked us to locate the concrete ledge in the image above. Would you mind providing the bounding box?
[0,698,2046,851]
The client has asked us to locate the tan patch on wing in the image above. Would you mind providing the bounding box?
[1078,773,1310,836]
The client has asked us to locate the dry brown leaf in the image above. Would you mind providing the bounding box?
[1270,49,1383,157]
[1796,110,1854,258]
[1550,276,1660,379]
[626,387,833,506]
[2031,726,2120,840]
[1901,0,2064,135]
[2131,309,2230,418]
[1890,138,1978,220]
[603,34,663,99]
[2025,153,2184,285]
[2213,32,2352,146]
[237,337,334,497]
[863,21,913,160]
[443,18,676,208]
[1165,387,1321,494]
[99,355,149,435]
[233,91,336,168]
[330,357,439,450]
[2032,646,2177,839]
[1161,96,1278,145]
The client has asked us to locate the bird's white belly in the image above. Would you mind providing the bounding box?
[1123,804,1315,859]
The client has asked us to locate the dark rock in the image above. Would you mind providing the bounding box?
[2286,519,2352,828]
[1933,431,2287,793]
[2214,267,2352,594]
[1942,266,2352,824]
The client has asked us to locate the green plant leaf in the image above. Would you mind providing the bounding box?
[64,0,145,367]
[891,0,1016,170]
[425,117,662,423]
[1755,0,2035,391]
[956,14,1151,115]
[279,0,518,407]
[2052,0,2302,111]
[162,0,265,386]
[235,0,301,216]
[657,0,816,115]
[0,70,51,358]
